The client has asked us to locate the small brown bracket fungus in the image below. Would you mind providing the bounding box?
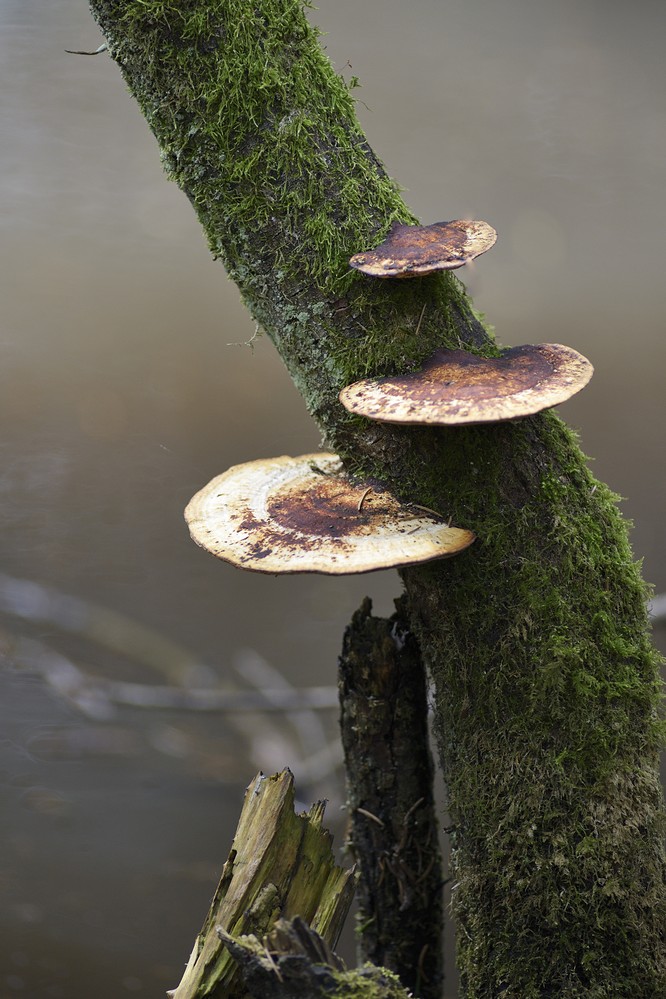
[349,219,497,277]
[184,453,474,575]
[339,343,593,426]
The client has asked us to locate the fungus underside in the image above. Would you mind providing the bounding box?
[89,1,666,995]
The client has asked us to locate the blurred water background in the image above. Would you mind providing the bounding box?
[1,1,664,996]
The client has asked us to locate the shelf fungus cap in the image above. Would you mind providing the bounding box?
[184,453,475,575]
[339,343,593,426]
[349,219,497,277]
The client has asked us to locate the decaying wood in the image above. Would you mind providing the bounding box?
[220,916,412,999]
[84,1,666,991]
[169,770,357,999]
[339,597,443,998]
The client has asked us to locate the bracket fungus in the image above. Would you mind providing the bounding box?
[339,343,593,426]
[184,453,474,575]
[349,219,497,278]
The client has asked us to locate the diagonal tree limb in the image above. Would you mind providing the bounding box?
[85,2,666,994]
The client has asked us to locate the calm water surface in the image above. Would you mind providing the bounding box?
[1,1,665,995]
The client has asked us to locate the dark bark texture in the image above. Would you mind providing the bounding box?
[339,597,443,998]
[87,2,666,995]
[221,916,412,999]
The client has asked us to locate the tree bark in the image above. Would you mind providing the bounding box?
[87,2,666,995]
[339,597,443,998]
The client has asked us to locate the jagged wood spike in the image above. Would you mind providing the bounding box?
[169,771,357,999]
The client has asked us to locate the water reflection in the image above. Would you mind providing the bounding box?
[1,0,665,996]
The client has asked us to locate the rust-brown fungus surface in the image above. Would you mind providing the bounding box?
[349,219,497,277]
[339,343,593,425]
[184,453,475,574]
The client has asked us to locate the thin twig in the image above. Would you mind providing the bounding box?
[65,43,107,55]
[10,633,338,713]
[649,593,666,624]
[357,486,372,512]
[356,807,386,827]
[414,302,427,337]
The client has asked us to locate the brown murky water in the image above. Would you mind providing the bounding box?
[1,1,665,995]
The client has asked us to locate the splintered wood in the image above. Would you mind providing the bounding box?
[169,770,357,999]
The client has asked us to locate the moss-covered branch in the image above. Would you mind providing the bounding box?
[88,1,666,994]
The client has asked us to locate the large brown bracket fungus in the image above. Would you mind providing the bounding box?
[349,219,497,277]
[184,453,474,575]
[339,343,593,426]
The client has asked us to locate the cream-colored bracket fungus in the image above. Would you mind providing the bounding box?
[185,453,474,575]
[349,219,497,277]
[339,343,593,426]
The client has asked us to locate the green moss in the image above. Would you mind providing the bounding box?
[328,964,412,998]
[110,0,416,298]
[99,0,496,415]
[89,1,666,993]
[340,406,664,993]
[386,412,666,995]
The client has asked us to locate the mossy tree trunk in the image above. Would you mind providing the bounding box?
[87,1,666,995]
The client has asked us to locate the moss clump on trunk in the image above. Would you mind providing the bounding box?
[88,1,666,994]
[399,415,665,996]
